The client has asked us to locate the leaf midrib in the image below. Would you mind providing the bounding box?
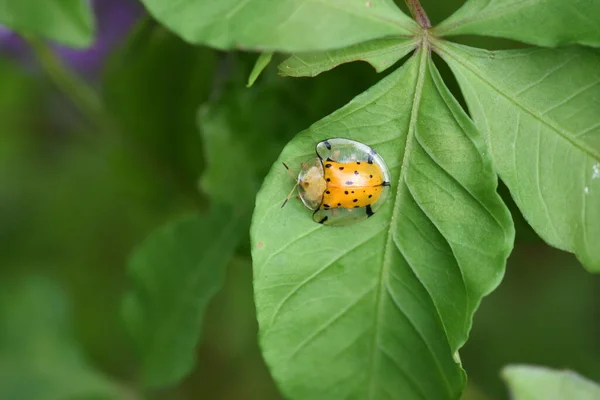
[437,41,600,161]
[366,45,428,400]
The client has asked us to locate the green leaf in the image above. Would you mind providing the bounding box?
[436,41,600,271]
[502,365,600,400]
[104,24,216,190]
[434,0,600,47]
[122,209,242,389]
[198,103,259,209]
[0,0,94,47]
[251,47,514,399]
[0,276,121,400]
[247,52,274,87]
[198,58,327,209]
[139,0,417,52]
[279,37,418,78]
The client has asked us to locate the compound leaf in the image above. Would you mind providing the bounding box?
[436,41,600,271]
[138,0,417,52]
[251,47,513,399]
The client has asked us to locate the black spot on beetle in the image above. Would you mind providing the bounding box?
[345,181,353,185]
[369,174,373,178]
[325,163,332,168]
[323,204,331,208]
[318,216,328,224]
[354,171,359,175]
[351,191,354,194]
[323,140,332,150]
[326,178,331,182]
[325,190,330,194]
[339,167,344,170]
[354,205,359,208]
[337,203,341,206]
[356,162,361,165]
[366,204,374,217]
[353,199,358,203]
[344,191,349,195]
[368,194,373,198]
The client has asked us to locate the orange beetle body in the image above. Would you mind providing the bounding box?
[283,138,391,226]
[321,160,385,210]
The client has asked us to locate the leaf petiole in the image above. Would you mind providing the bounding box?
[404,0,431,29]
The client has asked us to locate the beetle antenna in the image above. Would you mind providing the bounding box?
[282,162,297,179]
[281,180,300,208]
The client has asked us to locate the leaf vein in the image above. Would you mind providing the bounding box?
[439,44,600,161]
[378,344,428,400]
[267,228,384,328]
[398,183,469,339]
[436,0,544,35]
[384,274,454,395]
[515,54,579,96]
[541,78,600,115]
[574,121,600,138]
[535,121,559,241]
[286,284,376,361]
[259,224,323,268]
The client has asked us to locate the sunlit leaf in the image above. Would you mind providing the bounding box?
[0,0,94,47]
[278,37,418,78]
[435,0,600,47]
[247,52,273,87]
[251,46,514,399]
[122,210,242,388]
[0,276,121,400]
[436,41,600,271]
[503,365,600,400]
[138,0,417,52]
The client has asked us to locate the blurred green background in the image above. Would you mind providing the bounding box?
[1,0,598,399]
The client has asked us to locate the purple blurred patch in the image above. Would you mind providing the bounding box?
[0,0,143,77]
[0,26,10,40]
[0,25,25,54]
[54,0,143,76]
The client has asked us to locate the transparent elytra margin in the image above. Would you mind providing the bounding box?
[312,138,391,226]
[297,158,325,210]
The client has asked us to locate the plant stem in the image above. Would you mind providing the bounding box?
[404,0,431,29]
[25,36,108,129]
